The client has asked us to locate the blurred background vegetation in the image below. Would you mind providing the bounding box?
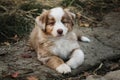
[0,0,119,43]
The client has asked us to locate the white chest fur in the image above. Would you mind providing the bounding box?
[49,32,80,59]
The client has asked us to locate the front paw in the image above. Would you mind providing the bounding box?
[56,64,71,74]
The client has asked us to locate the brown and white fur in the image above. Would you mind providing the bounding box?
[29,7,90,74]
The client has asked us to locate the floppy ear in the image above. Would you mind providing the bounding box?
[64,9,76,20]
[64,9,76,25]
[35,9,48,30]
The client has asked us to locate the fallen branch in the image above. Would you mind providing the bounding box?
[0,5,8,12]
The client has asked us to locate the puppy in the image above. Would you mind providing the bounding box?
[29,7,90,74]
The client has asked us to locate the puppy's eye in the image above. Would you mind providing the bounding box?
[62,21,68,24]
[48,22,55,25]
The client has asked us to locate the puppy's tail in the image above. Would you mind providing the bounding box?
[73,29,91,43]
[79,36,91,42]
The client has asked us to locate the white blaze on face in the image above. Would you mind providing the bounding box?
[49,7,68,37]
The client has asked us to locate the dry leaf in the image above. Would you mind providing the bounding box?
[79,23,83,26]
[12,34,19,41]
[27,76,38,80]
[3,41,10,46]
[76,13,82,19]
[83,72,90,77]
[11,72,19,78]
[21,53,32,58]
[80,22,90,27]
[84,23,90,27]
[110,63,119,70]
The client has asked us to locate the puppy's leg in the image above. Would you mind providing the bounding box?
[66,49,84,69]
[37,46,71,74]
[46,56,71,74]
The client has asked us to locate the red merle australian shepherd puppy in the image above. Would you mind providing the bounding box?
[29,7,90,74]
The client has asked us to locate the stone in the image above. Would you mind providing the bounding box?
[86,75,106,80]
[104,70,120,80]
[71,12,120,75]
[86,70,120,80]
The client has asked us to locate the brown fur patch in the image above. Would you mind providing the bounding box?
[40,11,49,24]
[45,16,55,35]
[35,10,50,30]
[46,56,64,69]
[61,12,74,31]
[29,25,64,70]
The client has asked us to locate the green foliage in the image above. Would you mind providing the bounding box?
[62,0,75,7]
[61,0,120,22]
[0,0,53,42]
[0,0,46,42]
[19,0,42,15]
[62,0,120,13]
[0,12,33,42]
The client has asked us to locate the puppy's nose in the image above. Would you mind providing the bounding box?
[57,29,63,34]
